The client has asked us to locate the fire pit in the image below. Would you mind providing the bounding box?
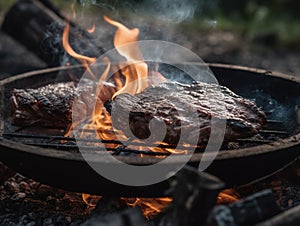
[0,63,299,197]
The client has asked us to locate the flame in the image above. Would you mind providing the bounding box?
[87,23,96,33]
[122,197,172,219]
[103,16,150,97]
[80,189,239,218]
[217,189,239,204]
[122,190,239,218]
[62,20,96,79]
[63,16,172,155]
[82,193,102,207]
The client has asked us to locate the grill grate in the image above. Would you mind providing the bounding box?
[2,119,289,157]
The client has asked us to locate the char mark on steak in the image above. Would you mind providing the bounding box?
[108,82,266,146]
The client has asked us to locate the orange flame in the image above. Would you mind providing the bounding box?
[87,23,96,33]
[82,193,102,207]
[63,16,171,154]
[80,189,239,218]
[122,197,172,219]
[62,21,96,65]
[103,16,149,97]
[217,189,239,204]
[62,20,97,79]
[121,190,239,218]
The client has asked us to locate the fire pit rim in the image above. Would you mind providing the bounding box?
[0,133,299,165]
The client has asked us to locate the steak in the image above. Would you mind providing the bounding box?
[108,82,266,145]
[10,80,115,128]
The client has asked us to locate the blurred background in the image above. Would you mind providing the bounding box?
[0,0,300,76]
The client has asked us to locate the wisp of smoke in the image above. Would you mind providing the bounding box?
[143,0,199,23]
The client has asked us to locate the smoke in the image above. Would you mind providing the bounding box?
[142,0,199,23]
[79,0,97,7]
[77,0,210,24]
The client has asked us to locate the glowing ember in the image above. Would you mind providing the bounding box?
[82,193,102,207]
[121,197,172,219]
[80,190,239,218]
[87,23,96,33]
[217,189,239,204]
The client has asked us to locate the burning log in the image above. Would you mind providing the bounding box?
[206,189,281,226]
[160,166,225,226]
[255,204,300,226]
[2,0,104,67]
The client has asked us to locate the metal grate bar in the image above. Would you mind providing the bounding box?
[258,130,288,135]
[24,142,173,156]
[236,138,273,144]
[3,133,198,152]
[3,118,288,156]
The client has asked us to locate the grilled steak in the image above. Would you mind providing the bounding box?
[11,79,266,146]
[10,80,115,128]
[109,82,266,145]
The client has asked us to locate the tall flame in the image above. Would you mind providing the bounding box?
[62,20,96,79]
[103,16,149,97]
[63,16,168,153]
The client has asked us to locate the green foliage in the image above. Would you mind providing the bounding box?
[0,0,17,12]
[189,0,300,48]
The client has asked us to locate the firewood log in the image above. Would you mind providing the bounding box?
[2,0,104,67]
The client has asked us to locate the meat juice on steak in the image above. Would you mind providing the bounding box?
[109,82,266,146]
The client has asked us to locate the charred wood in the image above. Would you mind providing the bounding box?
[255,204,300,226]
[80,208,147,226]
[2,0,104,67]
[160,166,225,226]
[206,189,281,226]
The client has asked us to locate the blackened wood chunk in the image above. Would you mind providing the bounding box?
[255,204,300,226]
[161,166,224,226]
[206,189,281,226]
[80,208,147,226]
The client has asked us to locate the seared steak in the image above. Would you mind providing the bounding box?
[10,80,115,127]
[10,79,266,146]
[109,82,266,145]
